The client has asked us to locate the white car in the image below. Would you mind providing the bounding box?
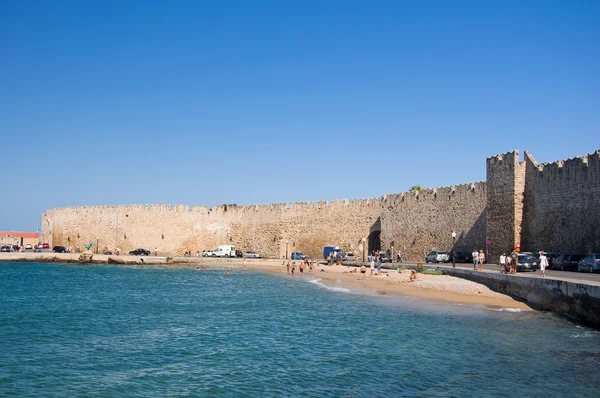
[202,250,217,257]
[243,251,261,258]
[425,250,450,263]
[25,244,32,250]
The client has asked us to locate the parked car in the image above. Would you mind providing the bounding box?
[379,254,393,263]
[451,252,473,263]
[243,251,261,258]
[516,253,538,272]
[42,243,50,249]
[1,245,11,252]
[552,254,584,271]
[202,250,217,257]
[291,252,307,260]
[25,244,32,250]
[425,251,450,263]
[235,250,243,257]
[577,254,600,273]
[343,252,356,261]
[129,248,150,256]
[53,246,67,253]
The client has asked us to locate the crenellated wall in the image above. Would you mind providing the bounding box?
[42,198,384,259]
[42,149,600,262]
[521,150,600,253]
[381,183,487,260]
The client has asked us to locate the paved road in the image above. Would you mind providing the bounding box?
[346,260,600,284]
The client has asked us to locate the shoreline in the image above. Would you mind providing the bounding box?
[0,252,531,310]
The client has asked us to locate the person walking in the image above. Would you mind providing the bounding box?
[370,258,375,275]
[155,247,158,256]
[286,261,291,275]
[299,261,304,277]
[499,253,507,274]
[539,251,548,278]
[510,251,518,274]
[472,249,479,270]
[478,250,485,271]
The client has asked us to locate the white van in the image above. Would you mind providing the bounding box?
[215,245,237,257]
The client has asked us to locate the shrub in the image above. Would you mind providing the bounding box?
[420,269,444,275]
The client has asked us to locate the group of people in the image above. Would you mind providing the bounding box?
[498,251,548,277]
[499,251,519,274]
[471,249,486,270]
[285,258,318,276]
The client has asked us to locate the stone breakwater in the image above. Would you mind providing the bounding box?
[40,149,600,264]
[438,267,600,329]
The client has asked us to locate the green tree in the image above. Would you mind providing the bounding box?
[410,185,424,191]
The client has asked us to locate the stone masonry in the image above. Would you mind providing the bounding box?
[42,150,600,262]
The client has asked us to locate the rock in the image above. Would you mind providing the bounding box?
[107,256,125,264]
[78,252,93,263]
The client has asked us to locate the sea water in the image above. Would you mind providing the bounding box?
[1,262,599,397]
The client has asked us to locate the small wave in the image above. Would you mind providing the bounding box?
[491,308,523,313]
[307,278,352,293]
[570,332,595,338]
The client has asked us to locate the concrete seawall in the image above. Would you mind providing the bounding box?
[441,267,600,328]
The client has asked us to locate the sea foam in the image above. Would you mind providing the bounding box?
[306,278,352,293]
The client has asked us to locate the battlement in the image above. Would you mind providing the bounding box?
[525,150,600,186]
[487,150,519,167]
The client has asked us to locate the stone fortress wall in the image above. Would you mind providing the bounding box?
[521,150,600,255]
[42,149,600,262]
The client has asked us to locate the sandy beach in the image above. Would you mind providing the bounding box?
[0,253,531,309]
[223,260,531,309]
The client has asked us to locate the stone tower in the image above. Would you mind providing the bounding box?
[486,151,526,262]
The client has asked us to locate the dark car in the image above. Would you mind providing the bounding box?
[235,250,243,258]
[53,246,67,253]
[516,253,538,272]
[129,248,150,256]
[1,245,11,252]
[552,254,584,271]
[577,254,600,273]
[451,252,473,263]
[291,252,307,260]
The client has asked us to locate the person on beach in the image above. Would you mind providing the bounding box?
[286,262,291,274]
[155,247,158,256]
[360,264,367,279]
[506,253,512,273]
[472,249,479,270]
[299,261,304,276]
[401,270,418,283]
[478,250,485,271]
[377,259,382,275]
[370,259,375,275]
[291,262,296,276]
[539,251,548,277]
[243,259,247,268]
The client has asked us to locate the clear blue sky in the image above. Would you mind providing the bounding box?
[1,0,598,231]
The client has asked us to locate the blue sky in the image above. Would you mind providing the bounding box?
[1,0,598,231]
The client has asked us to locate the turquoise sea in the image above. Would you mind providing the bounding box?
[1,262,599,397]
